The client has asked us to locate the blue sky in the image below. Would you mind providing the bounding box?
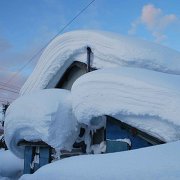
[0,0,180,101]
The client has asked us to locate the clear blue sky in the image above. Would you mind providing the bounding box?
[0,0,180,101]
[0,0,179,51]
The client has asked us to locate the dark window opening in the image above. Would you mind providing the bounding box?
[55,62,87,90]
[55,61,96,90]
[106,116,165,152]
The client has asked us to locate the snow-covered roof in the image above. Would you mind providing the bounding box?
[71,67,180,142]
[5,30,180,158]
[20,30,180,95]
[4,89,79,158]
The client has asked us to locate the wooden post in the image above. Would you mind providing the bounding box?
[39,147,51,167]
[87,46,92,72]
[23,146,33,174]
[19,140,51,174]
[33,147,40,172]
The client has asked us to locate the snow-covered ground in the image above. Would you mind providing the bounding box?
[0,149,23,179]
[20,141,180,180]
[1,141,180,180]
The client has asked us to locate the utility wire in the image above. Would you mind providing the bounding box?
[0,87,19,94]
[0,96,15,100]
[0,100,9,103]
[0,81,20,89]
[0,98,15,103]
[4,0,96,86]
[0,84,20,91]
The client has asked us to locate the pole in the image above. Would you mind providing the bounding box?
[87,46,92,72]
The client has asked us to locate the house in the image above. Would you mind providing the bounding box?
[4,30,180,173]
[52,48,165,153]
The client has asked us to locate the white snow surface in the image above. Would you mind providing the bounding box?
[71,67,180,142]
[0,149,23,179]
[5,69,180,157]
[4,89,79,158]
[20,141,180,180]
[5,30,180,158]
[20,30,180,95]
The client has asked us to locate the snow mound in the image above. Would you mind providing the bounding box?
[4,89,79,158]
[20,30,180,95]
[71,67,180,142]
[0,149,23,179]
[20,141,180,180]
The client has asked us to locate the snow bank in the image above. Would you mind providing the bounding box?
[20,141,180,180]
[71,67,180,142]
[0,149,23,179]
[4,89,79,158]
[20,30,180,95]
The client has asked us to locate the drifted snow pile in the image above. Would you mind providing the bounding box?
[0,149,23,179]
[20,30,180,95]
[4,89,79,158]
[71,67,180,142]
[20,141,180,180]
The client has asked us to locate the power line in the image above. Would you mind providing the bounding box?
[0,84,20,92]
[0,100,12,105]
[0,99,14,103]
[0,87,19,94]
[0,96,16,101]
[0,100,10,103]
[0,81,21,90]
[4,0,96,86]
[0,95,16,102]
[0,97,15,103]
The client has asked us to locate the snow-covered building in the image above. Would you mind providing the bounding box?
[4,30,180,173]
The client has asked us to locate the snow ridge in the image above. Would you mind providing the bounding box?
[71,67,180,142]
[4,89,79,158]
[20,30,180,95]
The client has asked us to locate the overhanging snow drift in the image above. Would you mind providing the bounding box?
[20,30,180,95]
[4,89,79,158]
[71,67,180,142]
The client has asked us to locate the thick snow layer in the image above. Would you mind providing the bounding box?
[71,67,180,142]
[20,141,180,180]
[20,30,180,95]
[0,149,23,179]
[4,89,79,158]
